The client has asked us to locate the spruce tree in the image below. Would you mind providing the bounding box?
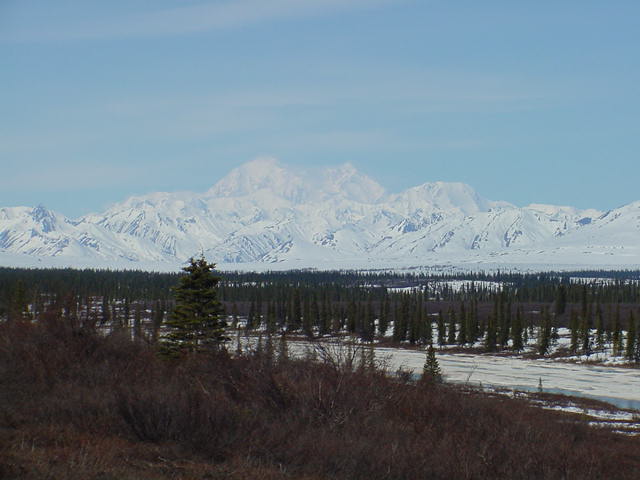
[398,294,410,342]
[447,307,456,344]
[246,300,256,331]
[231,302,239,329]
[378,297,389,337]
[303,296,313,339]
[605,304,613,343]
[161,256,227,357]
[634,315,640,364]
[537,307,551,356]
[348,299,358,335]
[100,296,111,326]
[9,279,29,322]
[289,289,302,331]
[569,309,579,353]
[421,344,442,384]
[437,310,446,346]
[555,284,567,316]
[255,291,263,330]
[580,285,589,320]
[412,296,423,344]
[595,304,605,352]
[478,305,487,339]
[625,310,636,361]
[362,297,375,342]
[484,312,497,352]
[319,295,330,335]
[467,297,478,343]
[133,303,142,342]
[494,296,503,349]
[150,300,163,342]
[498,296,511,348]
[266,301,277,334]
[511,306,524,352]
[420,303,433,345]
[122,297,130,329]
[457,302,467,345]
[580,307,592,357]
[612,304,622,356]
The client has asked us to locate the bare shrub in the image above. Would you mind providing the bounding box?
[1,319,639,479]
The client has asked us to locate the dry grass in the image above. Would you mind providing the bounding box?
[1,316,639,479]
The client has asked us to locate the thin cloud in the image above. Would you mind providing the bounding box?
[0,163,147,192]
[5,0,395,42]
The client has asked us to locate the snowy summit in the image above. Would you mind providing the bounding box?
[1,158,639,270]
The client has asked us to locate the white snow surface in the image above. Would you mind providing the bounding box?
[316,342,640,409]
[266,339,640,410]
[2,158,639,270]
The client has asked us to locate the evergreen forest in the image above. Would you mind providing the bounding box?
[2,266,640,362]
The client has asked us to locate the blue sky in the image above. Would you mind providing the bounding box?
[2,0,639,217]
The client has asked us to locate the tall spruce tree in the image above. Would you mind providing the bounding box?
[468,297,479,343]
[457,302,467,345]
[537,307,552,356]
[555,284,567,316]
[437,310,446,346]
[319,295,330,335]
[246,300,256,331]
[447,307,457,344]
[302,296,313,339]
[421,344,443,384]
[569,309,579,353]
[580,306,593,357]
[498,295,511,348]
[378,297,389,337]
[348,299,358,335]
[9,280,29,322]
[100,296,111,326]
[484,311,497,352]
[161,256,227,357]
[266,301,277,334]
[595,304,605,352]
[230,302,239,329]
[511,306,524,352]
[420,301,433,345]
[612,304,622,356]
[625,310,636,361]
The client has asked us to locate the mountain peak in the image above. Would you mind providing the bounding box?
[206,158,386,204]
[322,163,386,203]
[240,156,281,172]
[392,181,494,215]
[207,157,308,202]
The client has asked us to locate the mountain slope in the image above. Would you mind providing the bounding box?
[1,158,638,270]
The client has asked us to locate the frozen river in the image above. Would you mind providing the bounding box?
[374,347,640,410]
[258,338,640,410]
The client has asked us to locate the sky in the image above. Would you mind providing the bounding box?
[1,0,639,217]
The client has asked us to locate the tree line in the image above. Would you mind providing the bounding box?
[2,266,640,361]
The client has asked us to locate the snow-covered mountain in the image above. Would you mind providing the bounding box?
[1,158,638,270]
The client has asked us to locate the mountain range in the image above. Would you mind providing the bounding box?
[2,157,639,271]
